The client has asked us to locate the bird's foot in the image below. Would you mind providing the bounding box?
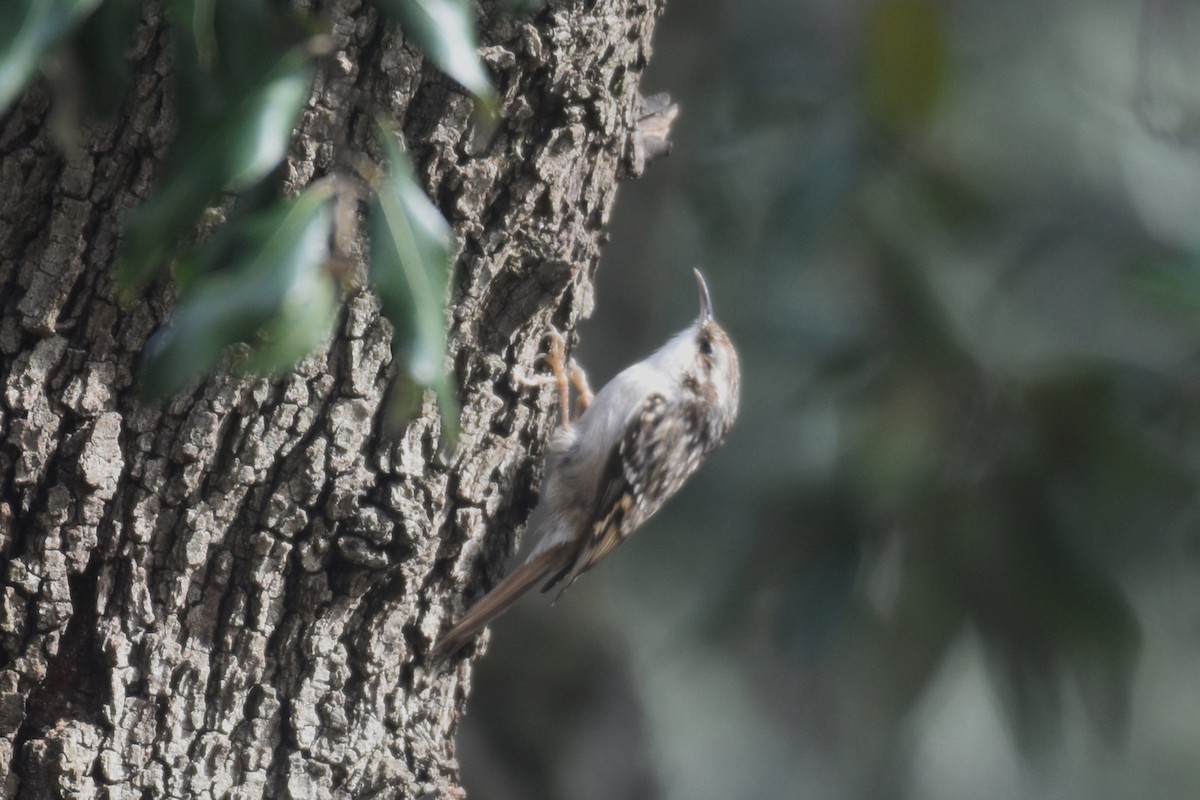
[516,330,590,429]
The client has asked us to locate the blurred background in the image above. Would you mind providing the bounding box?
[460,1,1200,798]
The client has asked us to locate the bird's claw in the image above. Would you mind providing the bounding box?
[535,330,569,377]
[516,330,590,429]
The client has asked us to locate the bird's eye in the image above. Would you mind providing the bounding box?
[698,336,713,356]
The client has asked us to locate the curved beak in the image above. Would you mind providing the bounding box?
[693,268,713,323]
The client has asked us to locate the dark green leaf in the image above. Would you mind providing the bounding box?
[140,185,335,399]
[374,0,496,108]
[371,121,458,437]
[118,46,315,296]
[238,265,339,375]
[171,170,288,289]
[69,0,143,116]
[221,58,314,191]
[0,0,102,114]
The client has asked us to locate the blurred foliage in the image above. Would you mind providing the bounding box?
[863,0,945,130]
[118,1,319,297]
[0,0,101,113]
[375,0,498,113]
[0,0,496,423]
[140,182,338,396]
[372,121,459,437]
[464,1,1200,799]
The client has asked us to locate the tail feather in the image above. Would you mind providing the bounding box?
[435,545,568,656]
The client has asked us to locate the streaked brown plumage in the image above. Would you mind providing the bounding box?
[436,270,740,655]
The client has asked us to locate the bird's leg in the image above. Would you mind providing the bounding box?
[569,361,593,413]
[543,331,572,430]
[517,330,586,430]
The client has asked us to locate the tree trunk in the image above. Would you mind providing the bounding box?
[0,0,664,796]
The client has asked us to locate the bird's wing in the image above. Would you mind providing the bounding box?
[547,392,702,598]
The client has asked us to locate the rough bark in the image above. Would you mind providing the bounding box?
[0,0,664,796]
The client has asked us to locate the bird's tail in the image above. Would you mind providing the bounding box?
[434,544,568,656]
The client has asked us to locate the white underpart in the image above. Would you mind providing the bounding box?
[527,322,701,556]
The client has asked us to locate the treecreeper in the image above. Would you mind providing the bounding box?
[437,270,741,654]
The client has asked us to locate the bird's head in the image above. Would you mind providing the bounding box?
[675,269,741,440]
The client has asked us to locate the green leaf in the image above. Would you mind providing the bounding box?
[140,184,335,399]
[118,46,315,296]
[0,0,102,114]
[171,170,287,289]
[69,0,143,117]
[374,0,496,108]
[222,58,314,190]
[173,0,218,71]
[238,263,339,375]
[370,121,458,437]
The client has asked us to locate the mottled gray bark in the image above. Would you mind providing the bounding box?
[0,0,664,796]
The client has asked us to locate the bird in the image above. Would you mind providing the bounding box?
[436,269,741,655]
